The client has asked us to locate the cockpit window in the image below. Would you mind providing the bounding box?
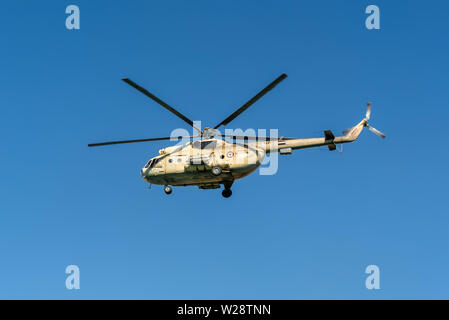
[144,158,162,169]
[144,159,154,169]
[153,158,161,166]
[192,140,217,150]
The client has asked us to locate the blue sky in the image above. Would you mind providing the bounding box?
[0,0,448,299]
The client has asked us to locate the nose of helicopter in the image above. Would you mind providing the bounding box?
[141,166,156,180]
[141,168,152,183]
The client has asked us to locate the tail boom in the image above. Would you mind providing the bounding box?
[251,104,384,154]
[262,119,368,154]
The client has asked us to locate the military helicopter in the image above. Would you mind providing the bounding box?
[88,74,385,197]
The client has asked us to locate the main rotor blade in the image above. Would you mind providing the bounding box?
[217,135,290,141]
[88,135,197,147]
[122,78,201,133]
[213,73,288,129]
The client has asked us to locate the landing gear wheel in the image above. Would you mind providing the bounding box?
[211,166,223,176]
[164,185,172,195]
[222,189,232,198]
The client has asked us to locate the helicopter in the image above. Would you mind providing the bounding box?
[88,73,385,198]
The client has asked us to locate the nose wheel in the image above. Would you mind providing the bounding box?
[164,185,173,195]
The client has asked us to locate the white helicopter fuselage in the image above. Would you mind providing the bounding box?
[141,139,264,189]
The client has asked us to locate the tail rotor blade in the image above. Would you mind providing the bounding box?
[366,102,372,120]
[368,125,386,139]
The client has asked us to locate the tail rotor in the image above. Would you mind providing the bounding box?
[342,102,386,139]
[363,102,386,139]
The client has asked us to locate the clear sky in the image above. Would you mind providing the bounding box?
[1,0,448,299]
